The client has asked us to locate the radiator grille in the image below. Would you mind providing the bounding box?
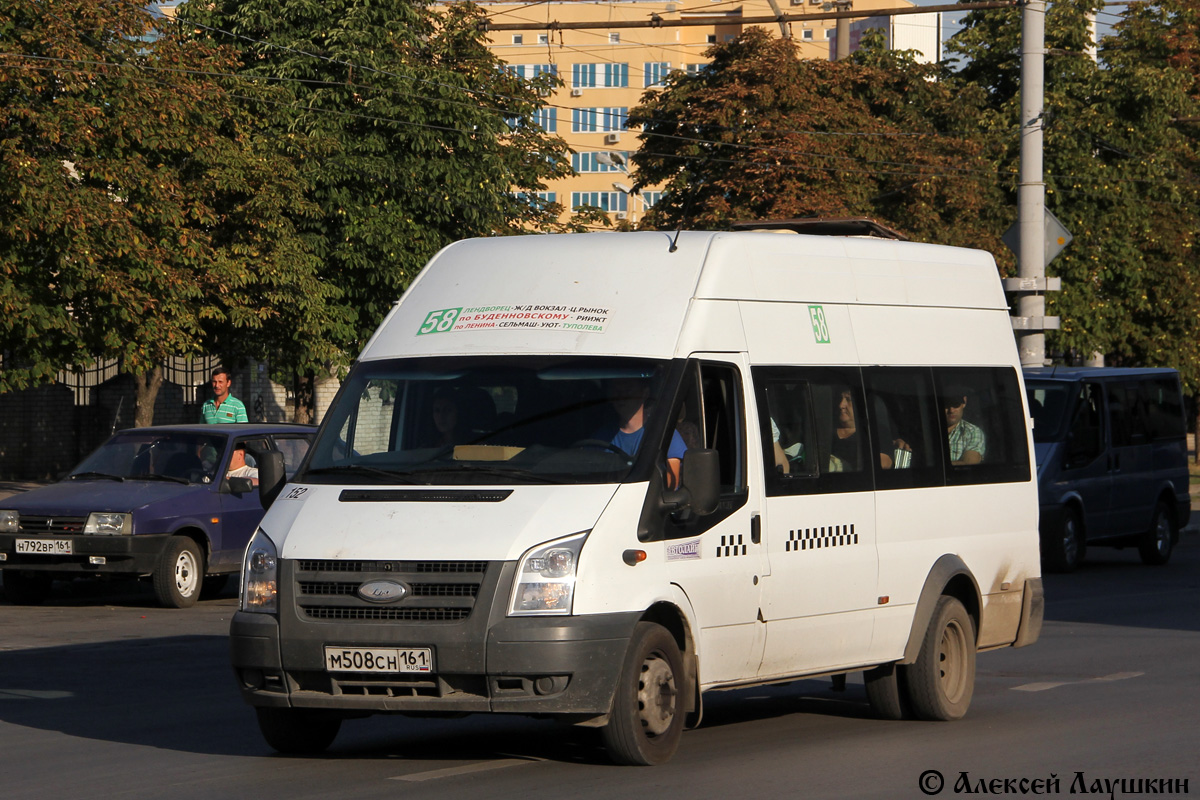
[293,559,488,624]
[17,516,87,534]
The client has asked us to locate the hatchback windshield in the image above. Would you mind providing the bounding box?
[304,356,679,484]
[71,431,227,484]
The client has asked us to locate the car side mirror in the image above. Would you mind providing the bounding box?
[257,451,287,510]
[663,448,720,516]
[226,476,254,495]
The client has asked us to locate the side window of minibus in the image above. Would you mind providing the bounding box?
[934,367,1031,485]
[1145,378,1185,440]
[862,368,943,490]
[752,367,871,496]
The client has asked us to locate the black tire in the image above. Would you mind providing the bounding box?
[2,571,53,605]
[256,707,342,755]
[1138,501,1176,566]
[903,596,976,721]
[864,662,909,720]
[153,537,204,608]
[601,622,686,766]
[1043,506,1085,573]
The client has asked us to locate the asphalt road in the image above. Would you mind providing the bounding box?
[2,536,1198,800]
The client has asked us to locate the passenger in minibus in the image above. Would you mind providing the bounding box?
[830,388,897,471]
[943,387,986,465]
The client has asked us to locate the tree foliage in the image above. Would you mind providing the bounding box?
[626,29,1010,255]
[0,0,330,424]
[949,0,1200,389]
[183,0,574,358]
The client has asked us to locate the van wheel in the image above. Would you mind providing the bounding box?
[903,596,975,721]
[3,571,53,605]
[1044,507,1084,573]
[601,622,685,765]
[864,662,909,720]
[256,707,341,755]
[1138,501,1175,566]
[153,537,203,608]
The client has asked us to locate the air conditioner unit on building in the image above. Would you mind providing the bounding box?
[615,212,628,220]
[571,88,584,97]
[604,132,621,144]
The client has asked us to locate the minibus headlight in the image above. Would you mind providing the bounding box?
[84,512,132,535]
[0,510,17,533]
[241,529,278,614]
[509,531,589,616]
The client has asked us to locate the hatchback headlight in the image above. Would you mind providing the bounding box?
[509,531,589,616]
[0,510,17,533]
[84,512,131,535]
[241,529,278,614]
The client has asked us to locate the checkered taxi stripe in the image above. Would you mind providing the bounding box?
[716,534,748,557]
[786,524,857,552]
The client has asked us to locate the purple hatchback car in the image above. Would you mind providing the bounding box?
[0,424,314,608]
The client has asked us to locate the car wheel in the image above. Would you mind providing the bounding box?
[601,622,686,766]
[153,537,203,608]
[1138,501,1175,566]
[2,570,53,605]
[1043,507,1084,573]
[903,596,976,721]
[864,662,909,720]
[256,707,342,755]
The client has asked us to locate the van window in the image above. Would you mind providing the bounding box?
[933,368,1030,485]
[1026,381,1074,442]
[753,367,873,496]
[1145,378,1185,440]
[665,361,748,535]
[863,368,944,490]
[1108,382,1152,447]
[1064,382,1105,469]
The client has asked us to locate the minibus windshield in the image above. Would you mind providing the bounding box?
[1025,381,1074,443]
[303,356,679,484]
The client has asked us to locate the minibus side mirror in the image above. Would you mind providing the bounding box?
[257,451,287,510]
[666,448,720,516]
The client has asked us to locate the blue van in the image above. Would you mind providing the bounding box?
[1024,367,1190,571]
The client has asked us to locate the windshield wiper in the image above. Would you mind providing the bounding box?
[303,465,419,483]
[68,472,125,482]
[135,474,190,485]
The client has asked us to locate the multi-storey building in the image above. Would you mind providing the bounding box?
[472,0,940,224]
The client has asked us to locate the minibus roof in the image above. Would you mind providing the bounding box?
[360,231,1006,362]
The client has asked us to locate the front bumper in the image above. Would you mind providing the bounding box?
[0,533,173,576]
[231,559,638,717]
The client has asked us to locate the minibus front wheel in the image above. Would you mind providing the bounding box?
[602,622,685,765]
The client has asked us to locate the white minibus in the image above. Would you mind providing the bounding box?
[232,228,1043,765]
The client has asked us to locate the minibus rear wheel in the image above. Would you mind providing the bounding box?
[256,707,341,755]
[1138,501,1175,566]
[602,622,685,765]
[903,596,975,721]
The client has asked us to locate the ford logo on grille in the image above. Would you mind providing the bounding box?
[357,580,408,603]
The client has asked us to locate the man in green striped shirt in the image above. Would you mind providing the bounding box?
[201,367,248,424]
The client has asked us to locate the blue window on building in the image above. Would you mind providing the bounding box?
[644,62,671,87]
[571,192,628,213]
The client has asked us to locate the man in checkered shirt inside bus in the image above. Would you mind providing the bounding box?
[943,385,986,466]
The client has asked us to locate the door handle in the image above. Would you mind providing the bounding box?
[750,514,761,545]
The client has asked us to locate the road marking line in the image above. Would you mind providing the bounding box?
[390,758,533,782]
[1012,671,1143,692]
[0,688,75,700]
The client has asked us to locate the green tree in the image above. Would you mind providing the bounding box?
[625,29,1009,254]
[0,0,330,425]
[948,0,1200,386]
[183,0,574,418]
